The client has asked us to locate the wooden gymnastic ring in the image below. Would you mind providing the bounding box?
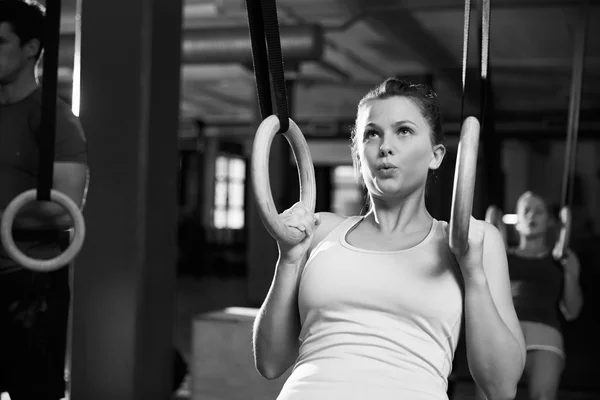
[552,206,571,261]
[485,205,507,248]
[251,115,316,245]
[449,117,481,255]
[0,189,86,272]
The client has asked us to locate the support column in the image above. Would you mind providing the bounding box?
[70,0,182,398]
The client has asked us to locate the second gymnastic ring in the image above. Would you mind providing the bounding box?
[449,116,480,255]
[0,189,86,272]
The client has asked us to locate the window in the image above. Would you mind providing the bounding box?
[331,166,365,216]
[213,155,246,229]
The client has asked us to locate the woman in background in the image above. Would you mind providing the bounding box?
[506,191,583,400]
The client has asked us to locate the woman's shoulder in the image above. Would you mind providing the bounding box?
[309,212,358,251]
[315,212,348,226]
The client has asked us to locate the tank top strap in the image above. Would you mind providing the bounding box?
[329,215,364,243]
[309,215,363,255]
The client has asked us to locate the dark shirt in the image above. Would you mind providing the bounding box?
[0,88,87,272]
[507,250,564,331]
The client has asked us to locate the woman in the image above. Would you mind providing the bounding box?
[508,191,584,400]
[252,78,526,400]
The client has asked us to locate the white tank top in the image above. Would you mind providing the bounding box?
[277,216,464,400]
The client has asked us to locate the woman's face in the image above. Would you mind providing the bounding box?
[515,194,550,237]
[355,96,444,201]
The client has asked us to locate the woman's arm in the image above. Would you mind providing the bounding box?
[461,222,526,400]
[252,212,344,379]
[559,249,584,321]
[252,254,306,380]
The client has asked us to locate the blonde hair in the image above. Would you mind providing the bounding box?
[515,191,558,247]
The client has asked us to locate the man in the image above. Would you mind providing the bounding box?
[0,1,89,399]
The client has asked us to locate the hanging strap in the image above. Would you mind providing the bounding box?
[245,0,290,133]
[560,0,589,210]
[480,0,491,83]
[37,0,62,202]
[460,0,472,121]
[460,0,491,124]
[479,0,491,128]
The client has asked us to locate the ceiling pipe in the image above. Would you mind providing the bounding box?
[57,25,324,68]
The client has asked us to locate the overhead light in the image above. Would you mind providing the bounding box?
[185,2,220,18]
[502,214,518,225]
[223,307,258,317]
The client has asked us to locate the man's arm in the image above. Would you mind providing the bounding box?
[8,162,89,231]
[4,97,90,231]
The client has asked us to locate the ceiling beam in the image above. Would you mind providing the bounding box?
[185,84,254,110]
[194,106,600,140]
[330,0,600,28]
[346,0,476,115]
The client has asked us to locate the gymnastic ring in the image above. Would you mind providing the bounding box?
[251,115,316,245]
[0,189,86,272]
[552,206,571,261]
[449,116,481,255]
[485,205,507,248]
